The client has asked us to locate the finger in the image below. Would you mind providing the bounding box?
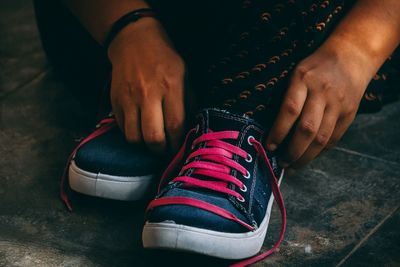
[266,75,307,151]
[123,105,142,143]
[163,92,185,152]
[326,112,356,149]
[112,103,125,134]
[281,93,326,167]
[141,101,167,154]
[291,106,338,168]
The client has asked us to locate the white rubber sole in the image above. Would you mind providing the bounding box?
[69,160,154,201]
[142,170,284,259]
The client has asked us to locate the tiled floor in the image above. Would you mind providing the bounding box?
[0,1,399,266]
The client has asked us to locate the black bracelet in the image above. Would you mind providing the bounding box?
[103,8,156,50]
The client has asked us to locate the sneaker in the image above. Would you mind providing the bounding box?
[142,109,286,266]
[61,116,158,210]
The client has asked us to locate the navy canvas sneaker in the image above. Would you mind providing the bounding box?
[142,109,286,266]
[61,115,159,210]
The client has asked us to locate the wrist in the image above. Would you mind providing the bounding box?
[319,34,378,81]
[107,16,160,62]
[104,7,157,50]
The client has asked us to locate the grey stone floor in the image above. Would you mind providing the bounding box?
[0,1,399,266]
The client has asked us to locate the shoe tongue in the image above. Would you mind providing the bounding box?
[196,109,264,141]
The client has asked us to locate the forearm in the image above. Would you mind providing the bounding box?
[322,0,400,77]
[62,0,150,44]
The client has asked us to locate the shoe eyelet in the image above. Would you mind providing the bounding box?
[240,184,247,192]
[243,170,251,179]
[245,154,253,163]
[247,135,255,145]
[236,195,245,202]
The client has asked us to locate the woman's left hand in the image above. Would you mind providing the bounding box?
[266,38,375,168]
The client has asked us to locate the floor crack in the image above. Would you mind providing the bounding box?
[333,146,400,166]
[0,67,50,101]
[336,205,400,267]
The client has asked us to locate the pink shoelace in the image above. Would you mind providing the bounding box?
[60,117,117,211]
[146,128,287,267]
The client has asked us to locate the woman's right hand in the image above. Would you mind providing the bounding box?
[108,17,186,154]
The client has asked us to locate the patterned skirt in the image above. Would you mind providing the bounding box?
[150,0,400,123]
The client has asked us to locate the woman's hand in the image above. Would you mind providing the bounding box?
[108,17,185,153]
[266,38,375,168]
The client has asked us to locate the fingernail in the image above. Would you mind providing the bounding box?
[268,143,277,152]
